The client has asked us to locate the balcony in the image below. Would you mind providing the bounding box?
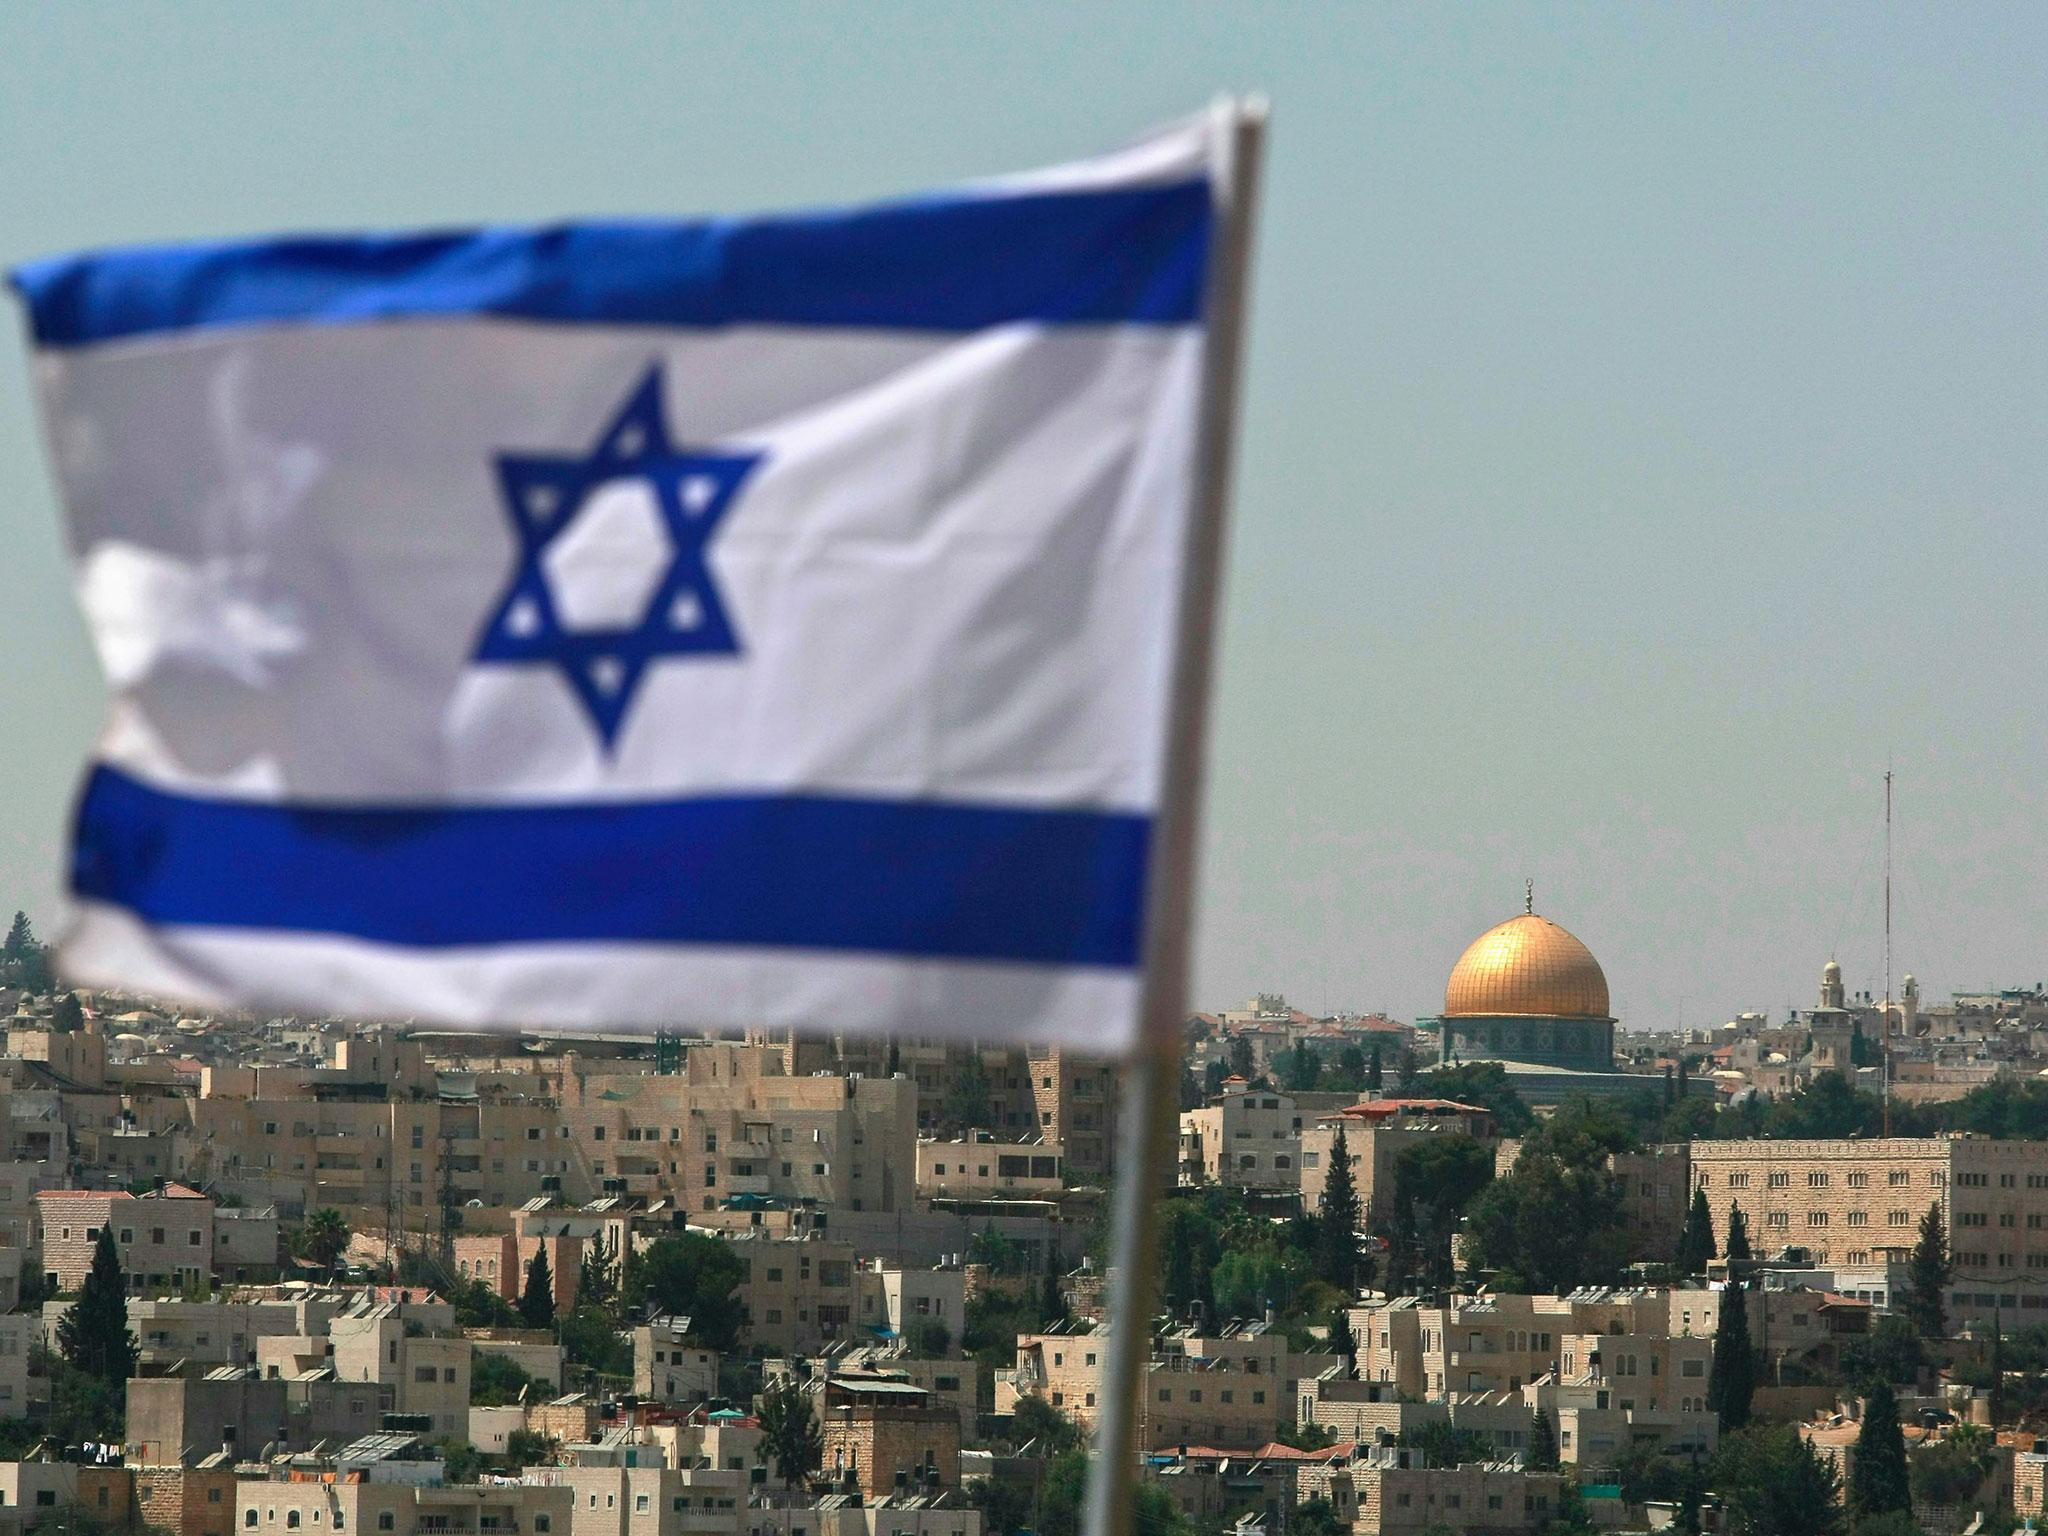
[725,1173,772,1196]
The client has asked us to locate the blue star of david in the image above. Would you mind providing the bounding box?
[473,367,762,750]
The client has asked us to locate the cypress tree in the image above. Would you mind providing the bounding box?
[1706,1282,1754,1432]
[1725,1203,1753,1265]
[1328,1307,1357,1379]
[1040,1236,1065,1324]
[1316,1126,1361,1294]
[520,1246,555,1329]
[1990,1307,2005,1426]
[1528,1405,1559,1471]
[1676,1188,1716,1278]
[57,1227,138,1383]
[1849,1381,1911,1520]
[1366,1046,1383,1093]
[1906,1202,1951,1339]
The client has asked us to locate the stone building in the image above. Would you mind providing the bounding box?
[1027,1049,1118,1180]
[36,1184,214,1293]
[818,1377,961,1500]
[1690,1136,2048,1325]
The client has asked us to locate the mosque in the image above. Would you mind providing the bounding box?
[1417,886,1689,1102]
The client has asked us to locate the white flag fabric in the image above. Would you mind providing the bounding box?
[13,116,1227,1048]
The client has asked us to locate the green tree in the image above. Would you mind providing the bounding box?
[1418,1062,1535,1135]
[1905,1203,1951,1340]
[1213,1247,1304,1321]
[1228,1036,1255,1081]
[1011,1394,1082,1454]
[1910,1428,1992,1510]
[625,1234,746,1349]
[1039,1236,1066,1324]
[578,1233,619,1318]
[970,1223,1020,1275]
[1292,1498,1345,1536]
[756,1380,822,1489]
[1367,1045,1383,1092]
[1203,1060,1228,1099]
[56,1228,138,1383]
[1328,1308,1357,1377]
[558,1306,631,1376]
[943,1053,993,1131]
[908,1319,951,1358]
[437,1439,484,1484]
[1841,1315,1925,1392]
[505,1428,558,1467]
[0,913,51,992]
[1160,1202,1220,1320]
[451,1278,522,1329]
[1726,1203,1753,1264]
[1849,1382,1911,1523]
[50,993,85,1034]
[1282,1041,1322,1093]
[1395,1420,1490,1468]
[1461,1150,1627,1292]
[1712,1425,1845,1536]
[1988,1310,2004,1426]
[1393,1136,1495,1290]
[1315,1125,1361,1293]
[1528,1405,1559,1471]
[1677,1187,1716,1277]
[297,1208,352,1275]
[520,1247,555,1329]
[471,1352,537,1406]
[968,1474,1034,1536]
[1707,1282,1755,1433]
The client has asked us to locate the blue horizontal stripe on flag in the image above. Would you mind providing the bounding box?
[14,180,1210,348]
[71,766,1150,969]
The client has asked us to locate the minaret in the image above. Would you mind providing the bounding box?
[1820,958,1845,1011]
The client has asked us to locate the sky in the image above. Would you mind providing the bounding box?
[2,5,2045,1030]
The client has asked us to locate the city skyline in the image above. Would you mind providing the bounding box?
[4,6,2046,1031]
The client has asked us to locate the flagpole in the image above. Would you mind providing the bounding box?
[1083,95,1266,1536]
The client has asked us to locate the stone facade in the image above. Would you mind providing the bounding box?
[1027,1049,1117,1180]
[819,1381,961,1499]
[135,1466,239,1536]
[1691,1137,2048,1325]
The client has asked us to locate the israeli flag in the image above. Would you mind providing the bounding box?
[13,114,1242,1049]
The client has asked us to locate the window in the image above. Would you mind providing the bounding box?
[1848,1172,1869,1188]
[246,1516,259,1529]
[1767,1172,1789,1189]
[289,1515,301,1530]
[1890,1170,1910,1186]
[379,1519,395,1533]
[1808,1172,1829,1188]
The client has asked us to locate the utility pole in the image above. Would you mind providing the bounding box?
[1883,768,1893,1138]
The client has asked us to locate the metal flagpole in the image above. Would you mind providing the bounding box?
[1083,95,1267,1536]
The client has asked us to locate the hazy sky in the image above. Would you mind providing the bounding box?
[3,6,2045,1030]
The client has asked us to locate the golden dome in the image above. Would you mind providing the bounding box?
[1444,911,1610,1020]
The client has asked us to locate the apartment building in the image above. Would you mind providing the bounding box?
[855,1261,965,1352]
[320,1302,472,1439]
[1179,1087,1305,1192]
[819,1377,961,1499]
[1350,1451,1563,1536]
[726,1234,861,1355]
[521,1465,747,1536]
[236,1471,575,1536]
[37,1184,215,1293]
[127,1368,384,1463]
[915,1138,1062,1201]
[634,1316,720,1405]
[1299,1102,1491,1224]
[1027,1049,1117,1180]
[1348,1290,1675,1400]
[1690,1136,2048,1325]
[1001,1323,1311,1451]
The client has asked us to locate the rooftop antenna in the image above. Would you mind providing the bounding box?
[1883,767,1893,1138]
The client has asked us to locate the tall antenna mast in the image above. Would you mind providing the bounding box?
[1883,768,1893,1137]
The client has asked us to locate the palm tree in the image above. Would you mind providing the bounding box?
[299,1208,352,1276]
